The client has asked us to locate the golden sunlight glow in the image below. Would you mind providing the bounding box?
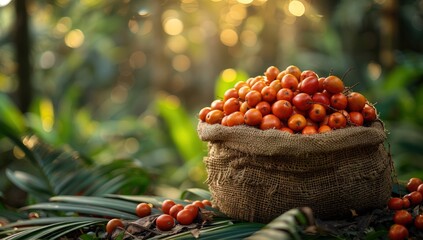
[172,54,191,72]
[288,0,305,17]
[240,30,257,47]
[187,27,205,44]
[64,29,85,48]
[368,62,382,81]
[180,0,199,13]
[221,68,237,83]
[167,35,188,53]
[40,98,54,132]
[0,0,12,7]
[237,0,253,4]
[163,18,184,35]
[55,17,72,34]
[220,29,238,47]
[229,4,247,21]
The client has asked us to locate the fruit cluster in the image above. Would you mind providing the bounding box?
[198,65,377,134]
[387,177,423,240]
[105,199,211,235]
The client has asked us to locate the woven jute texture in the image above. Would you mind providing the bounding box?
[197,120,392,223]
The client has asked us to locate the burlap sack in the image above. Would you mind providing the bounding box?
[197,120,392,223]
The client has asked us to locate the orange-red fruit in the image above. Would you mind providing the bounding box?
[280,127,294,134]
[238,86,251,101]
[245,90,262,107]
[136,203,152,218]
[287,114,307,132]
[393,210,412,226]
[223,88,239,101]
[348,112,364,126]
[362,104,377,122]
[106,218,124,235]
[156,214,175,231]
[407,191,422,206]
[312,92,330,110]
[206,110,224,124]
[260,114,282,130]
[256,101,271,116]
[198,107,211,122]
[272,100,293,120]
[323,75,344,94]
[318,125,331,133]
[414,214,423,230]
[223,98,241,115]
[300,70,318,82]
[265,66,280,81]
[402,198,410,209]
[285,65,301,80]
[184,204,199,217]
[406,177,423,192]
[347,92,366,112]
[387,198,404,210]
[234,81,248,91]
[210,99,224,111]
[328,112,347,129]
[299,76,319,95]
[292,93,313,111]
[417,183,423,195]
[244,108,263,126]
[269,80,282,92]
[161,200,176,214]
[202,199,212,207]
[276,88,294,102]
[330,93,348,110]
[302,125,317,135]
[192,200,205,209]
[251,80,266,93]
[261,86,277,103]
[176,209,195,225]
[308,104,326,122]
[388,224,409,240]
[226,111,244,127]
[281,74,299,92]
[169,204,184,218]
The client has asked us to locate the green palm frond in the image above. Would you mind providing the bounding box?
[1,120,150,202]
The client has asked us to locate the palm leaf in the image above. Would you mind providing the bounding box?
[3,131,150,201]
[1,217,107,240]
[20,202,138,220]
[180,188,211,201]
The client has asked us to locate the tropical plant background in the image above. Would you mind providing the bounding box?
[0,0,423,239]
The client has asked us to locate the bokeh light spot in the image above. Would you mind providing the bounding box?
[172,55,191,72]
[220,29,238,47]
[0,0,12,7]
[124,137,140,154]
[221,68,237,83]
[240,30,257,47]
[129,51,147,69]
[64,29,85,48]
[289,0,305,17]
[39,51,56,69]
[163,18,184,35]
[167,35,188,53]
